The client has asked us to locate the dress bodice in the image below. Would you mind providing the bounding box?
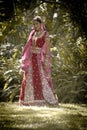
[31,31,46,48]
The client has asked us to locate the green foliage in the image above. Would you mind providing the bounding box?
[49,6,87,103]
[0,2,87,103]
[0,43,22,102]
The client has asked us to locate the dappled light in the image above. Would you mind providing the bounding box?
[0,102,87,130]
[0,1,87,130]
[0,2,87,103]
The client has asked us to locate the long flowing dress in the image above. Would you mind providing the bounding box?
[19,30,58,106]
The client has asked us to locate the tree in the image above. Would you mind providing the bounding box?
[0,0,87,103]
[0,0,87,38]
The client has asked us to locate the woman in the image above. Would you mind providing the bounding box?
[19,16,58,106]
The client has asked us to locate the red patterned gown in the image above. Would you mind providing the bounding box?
[19,31,58,106]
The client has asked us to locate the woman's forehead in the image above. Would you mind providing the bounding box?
[33,20,40,24]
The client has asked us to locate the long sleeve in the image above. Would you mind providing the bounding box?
[41,31,51,78]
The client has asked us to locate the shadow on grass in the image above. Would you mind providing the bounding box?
[0,102,87,130]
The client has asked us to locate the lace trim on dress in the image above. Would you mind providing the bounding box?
[30,46,41,54]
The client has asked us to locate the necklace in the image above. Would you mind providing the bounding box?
[35,31,43,37]
[32,31,44,46]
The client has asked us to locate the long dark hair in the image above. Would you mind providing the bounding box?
[33,16,42,23]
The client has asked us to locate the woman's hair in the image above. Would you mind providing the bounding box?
[33,16,42,23]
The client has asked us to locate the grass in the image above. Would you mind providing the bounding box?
[0,102,87,130]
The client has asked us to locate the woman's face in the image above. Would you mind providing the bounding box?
[33,20,41,31]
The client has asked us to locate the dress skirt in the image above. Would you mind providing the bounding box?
[19,46,58,106]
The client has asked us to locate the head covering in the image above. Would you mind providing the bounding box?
[33,16,42,23]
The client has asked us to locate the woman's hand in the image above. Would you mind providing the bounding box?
[42,62,47,71]
[19,68,24,75]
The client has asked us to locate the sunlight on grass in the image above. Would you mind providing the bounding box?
[0,102,87,130]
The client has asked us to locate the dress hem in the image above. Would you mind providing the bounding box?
[19,99,58,107]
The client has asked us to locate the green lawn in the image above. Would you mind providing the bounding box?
[0,102,87,130]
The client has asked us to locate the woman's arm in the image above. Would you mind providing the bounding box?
[44,32,51,64]
[42,32,51,77]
